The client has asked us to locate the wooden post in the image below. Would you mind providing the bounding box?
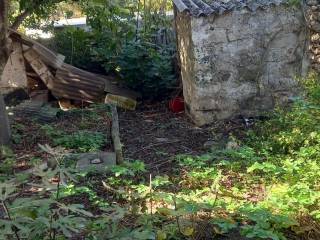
[111,105,123,164]
[0,0,11,146]
[0,93,11,146]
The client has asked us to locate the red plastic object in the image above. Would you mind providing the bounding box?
[169,97,185,113]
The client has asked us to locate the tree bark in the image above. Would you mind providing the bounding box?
[0,95,10,146]
[0,0,11,146]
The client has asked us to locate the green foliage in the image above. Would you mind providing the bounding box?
[110,160,146,177]
[0,147,15,174]
[211,218,238,234]
[80,0,136,70]
[0,146,92,240]
[117,41,176,99]
[47,0,177,100]
[51,27,103,72]
[288,0,301,7]
[9,0,76,29]
[52,28,177,99]
[42,125,105,152]
[240,207,297,240]
[6,73,320,238]
[53,131,105,152]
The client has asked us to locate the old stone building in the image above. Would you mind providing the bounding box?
[173,0,309,125]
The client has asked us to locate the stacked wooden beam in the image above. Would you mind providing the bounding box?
[0,29,140,108]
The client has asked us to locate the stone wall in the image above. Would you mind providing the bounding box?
[305,0,320,71]
[177,5,309,126]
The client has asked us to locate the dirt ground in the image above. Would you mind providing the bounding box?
[119,102,249,173]
[119,103,212,172]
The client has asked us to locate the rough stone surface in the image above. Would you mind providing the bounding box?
[304,0,320,71]
[75,152,116,172]
[176,5,309,125]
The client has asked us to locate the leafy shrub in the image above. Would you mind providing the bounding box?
[48,0,177,100]
[51,28,177,100]
[0,146,93,240]
[240,207,297,240]
[0,146,15,174]
[53,131,105,152]
[41,124,106,152]
[117,41,176,99]
[50,27,104,72]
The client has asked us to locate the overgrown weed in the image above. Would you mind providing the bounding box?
[1,74,320,239]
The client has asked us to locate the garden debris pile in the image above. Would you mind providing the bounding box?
[0,29,139,108]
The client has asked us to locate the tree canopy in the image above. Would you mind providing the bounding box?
[9,0,81,30]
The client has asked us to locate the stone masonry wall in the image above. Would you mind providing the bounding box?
[181,5,308,126]
[305,0,320,71]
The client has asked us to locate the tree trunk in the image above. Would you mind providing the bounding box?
[0,95,10,146]
[0,0,11,146]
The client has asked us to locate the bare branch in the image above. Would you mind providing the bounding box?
[10,9,31,30]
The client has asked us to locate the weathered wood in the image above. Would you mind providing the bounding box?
[24,49,55,87]
[52,63,105,102]
[29,89,49,102]
[110,105,123,164]
[0,0,9,75]
[0,94,11,146]
[9,29,65,69]
[0,0,11,146]
[104,80,141,100]
[0,41,28,93]
[105,94,137,110]
[7,30,139,106]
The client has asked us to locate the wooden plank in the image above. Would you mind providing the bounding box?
[104,79,141,100]
[110,105,123,164]
[9,29,65,69]
[32,43,65,69]
[52,63,105,102]
[63,64,141,99]
[24,49,55,87]
[0,42,28,93]
[105,94,137,110]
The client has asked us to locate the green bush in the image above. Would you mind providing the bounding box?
[0,146,15,174]
[51,28,177,100]
[116,41,176,99]
[50,27,104,72]
[41,125,105,152]
[53,131,105,152]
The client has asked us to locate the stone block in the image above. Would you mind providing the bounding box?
[75,152,116,172]
[179,4,307,125]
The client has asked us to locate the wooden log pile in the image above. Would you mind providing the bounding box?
[1,29,140,108]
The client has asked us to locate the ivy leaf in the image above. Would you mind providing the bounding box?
[181,226,194,237]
